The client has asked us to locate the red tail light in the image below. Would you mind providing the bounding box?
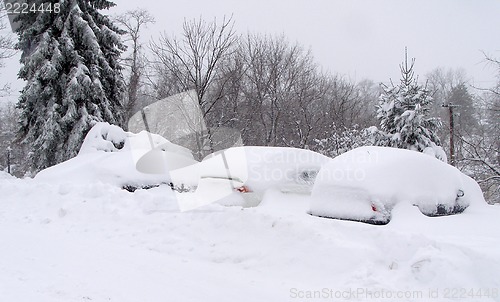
[236,186,251,193]
[371,204,377,212]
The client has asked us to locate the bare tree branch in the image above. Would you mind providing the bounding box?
[115,8,155,125]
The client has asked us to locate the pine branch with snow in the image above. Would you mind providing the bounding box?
[16,0,126,171]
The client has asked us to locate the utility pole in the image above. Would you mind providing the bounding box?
[7,146,12,174]
[442,103,458,166]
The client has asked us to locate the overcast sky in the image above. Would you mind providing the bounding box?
[1,0,500,103]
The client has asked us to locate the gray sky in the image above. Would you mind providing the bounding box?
[1,0,500,103]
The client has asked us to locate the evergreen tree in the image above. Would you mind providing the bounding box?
[16,0,126,171]
[370,51,445,161]
[447,83,477,131]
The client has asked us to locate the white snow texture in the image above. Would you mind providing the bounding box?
[1,123,499,302]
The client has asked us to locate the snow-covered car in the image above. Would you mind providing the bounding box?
[170,146,331,211]
[309,146,481,224]
[35,123,198,189]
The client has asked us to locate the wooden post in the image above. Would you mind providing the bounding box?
[448,105,455,166]
[7,146,12,174]
[442,103,457,166]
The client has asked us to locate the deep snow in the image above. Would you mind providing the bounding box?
[1,124,499,302]
[1,176,500,302]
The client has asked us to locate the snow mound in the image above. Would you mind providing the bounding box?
[310,146,485,222]
[0,171,15,180]
[78,123,127,154]
[35,123,197,187]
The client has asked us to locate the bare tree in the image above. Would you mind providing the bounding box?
[0,103,28,176]
[445,53,500,204]
[0,11,17,95]
[150,16,237,119]
[458,132,499,204]
[149,16,237,158]
[483,51,500,93]
[237,34,322,147]
[0,12,22,174]
[148,18,379,155]
[115,8,155,124]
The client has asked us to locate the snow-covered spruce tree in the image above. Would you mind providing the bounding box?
[16,0,126,171]
[370,52,445,161]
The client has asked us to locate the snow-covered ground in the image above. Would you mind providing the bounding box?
[1,125,499,302]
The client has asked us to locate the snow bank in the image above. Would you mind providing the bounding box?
[310,146,485,222]
[0,171,15,180]
[36,122,197,187]
[2,141,500,301]
[1,166,500,302]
